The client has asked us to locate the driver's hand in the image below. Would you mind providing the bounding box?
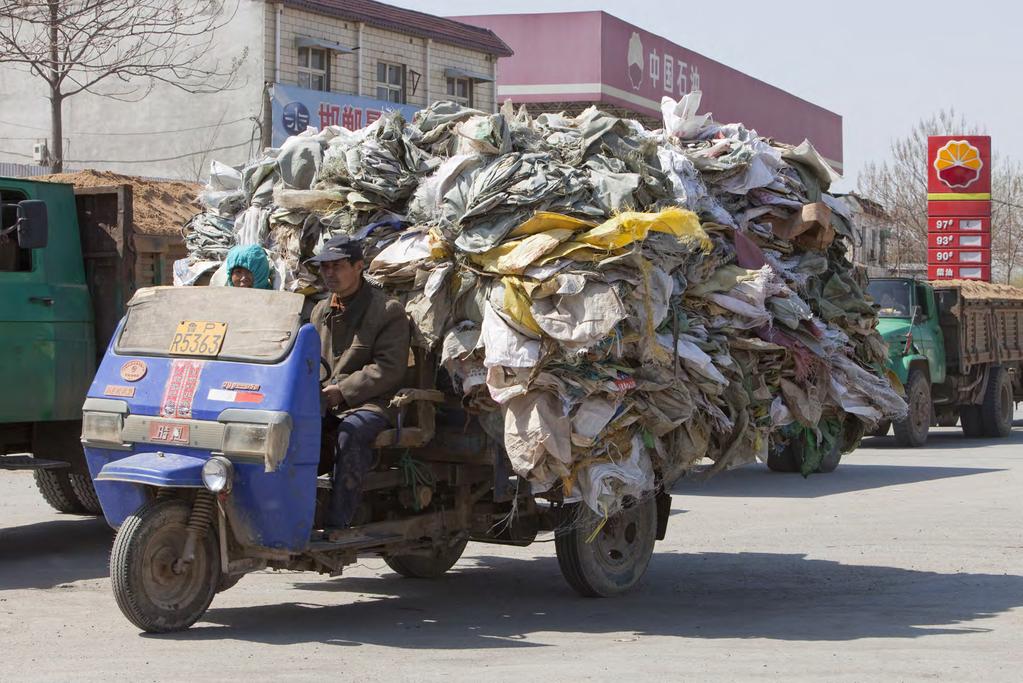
[321,384,343,410]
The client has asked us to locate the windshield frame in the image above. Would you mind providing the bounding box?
[114,286,307,364]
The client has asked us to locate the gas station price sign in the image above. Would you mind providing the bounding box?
[927,136,991,281]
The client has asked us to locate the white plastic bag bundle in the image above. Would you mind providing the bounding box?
[577,435,655,517]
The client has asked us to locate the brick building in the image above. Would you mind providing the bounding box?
[837,193,891,276]
[263,1,512,146]
[0,0,511,179]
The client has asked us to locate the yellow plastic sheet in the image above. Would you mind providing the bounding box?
[577,207,709,251]
[536,242,628,265]
[501,276,542,335]
[507,211,596,238]
[470,229,575,274]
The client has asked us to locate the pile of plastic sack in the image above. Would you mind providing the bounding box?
[175,93,907,516]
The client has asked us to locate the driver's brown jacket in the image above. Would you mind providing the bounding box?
[310,279,410,424]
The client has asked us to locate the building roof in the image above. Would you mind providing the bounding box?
[835,192,889,219]
[281,0,514,57]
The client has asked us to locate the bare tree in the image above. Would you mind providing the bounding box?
[0,1,247,172]
[174,110,227,183]
[990,161,1023,286]
[858,109,1023,283]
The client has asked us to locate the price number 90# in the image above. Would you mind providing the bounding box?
[934,251,956,262]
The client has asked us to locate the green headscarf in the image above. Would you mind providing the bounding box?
[225,244,272,289]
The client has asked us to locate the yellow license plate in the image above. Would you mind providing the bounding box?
[169,320,227,357]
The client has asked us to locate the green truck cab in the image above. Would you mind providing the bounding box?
[0,176,186,514]
[866,277,1023,447]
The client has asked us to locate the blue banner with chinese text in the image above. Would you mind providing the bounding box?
[270,83,420,145]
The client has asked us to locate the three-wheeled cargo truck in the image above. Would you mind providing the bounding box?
[0,176,188,514]
[866,277,1023,446]
[82,286,673,633]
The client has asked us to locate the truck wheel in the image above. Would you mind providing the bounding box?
[555,495,656,597]
[69,473,103,515]
[385,537,468,578]
[981,366,1014,438]
[766,447,801,472]
[893,369,930,447]
[960,405,984,437]
[32,469,88,514]
[817,438,843,474]
[110,498,219,633]
[768,432,843,474]
[870,420,891,437]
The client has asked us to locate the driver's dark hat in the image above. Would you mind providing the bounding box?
[306,234,364,264]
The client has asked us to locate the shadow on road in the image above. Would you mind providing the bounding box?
[673,463,1001,499]
[157,550,1023,646]
[0,517,112,590]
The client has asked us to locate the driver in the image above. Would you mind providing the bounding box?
[308,235,410,529]
[878,293,907,316]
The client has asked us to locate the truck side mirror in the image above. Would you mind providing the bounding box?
[16,200,48,250]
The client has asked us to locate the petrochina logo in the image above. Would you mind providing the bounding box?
[628,32,644,90]
[934,140,983,189]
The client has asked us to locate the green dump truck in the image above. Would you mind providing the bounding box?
[866,277,1023,446]
[0,175,188,514]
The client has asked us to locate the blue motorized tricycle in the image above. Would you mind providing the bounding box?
[82,286,670,632]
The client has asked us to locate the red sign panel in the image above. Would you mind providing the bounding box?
[927,200,991,217]
[928,232,990,249]
[927,136,991,196]
[928,265,991,281]
[927,135,992,281]
[928,216,989,232]
[928,248,991,266]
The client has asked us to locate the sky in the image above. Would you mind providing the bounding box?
[392,0,1022,193]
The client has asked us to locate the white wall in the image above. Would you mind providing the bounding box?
[0,0,265,181]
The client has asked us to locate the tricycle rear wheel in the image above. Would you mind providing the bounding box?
[110,498,219,633]
[385,537,468,578]
[555,495,656,598]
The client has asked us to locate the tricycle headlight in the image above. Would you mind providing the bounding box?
[202,456,233,493]
[217,410,292,468]
[221,418,290,462]
[82,411,124,446]
[222,422,269,458]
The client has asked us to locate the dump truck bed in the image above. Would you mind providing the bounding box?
[932,280,1023,373]
[32,170,195,352]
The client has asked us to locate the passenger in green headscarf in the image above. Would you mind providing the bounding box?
[225,244,272,289]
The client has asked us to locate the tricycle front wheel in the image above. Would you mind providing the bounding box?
[555,495,656,597]
[110,497,219,633]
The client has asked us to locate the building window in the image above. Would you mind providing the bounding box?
[446,77,473,107]
[298,46,329,91]
[376,61,405,104]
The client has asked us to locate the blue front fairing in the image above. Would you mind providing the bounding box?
[96,451,207,487]
[84,322,323,553]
